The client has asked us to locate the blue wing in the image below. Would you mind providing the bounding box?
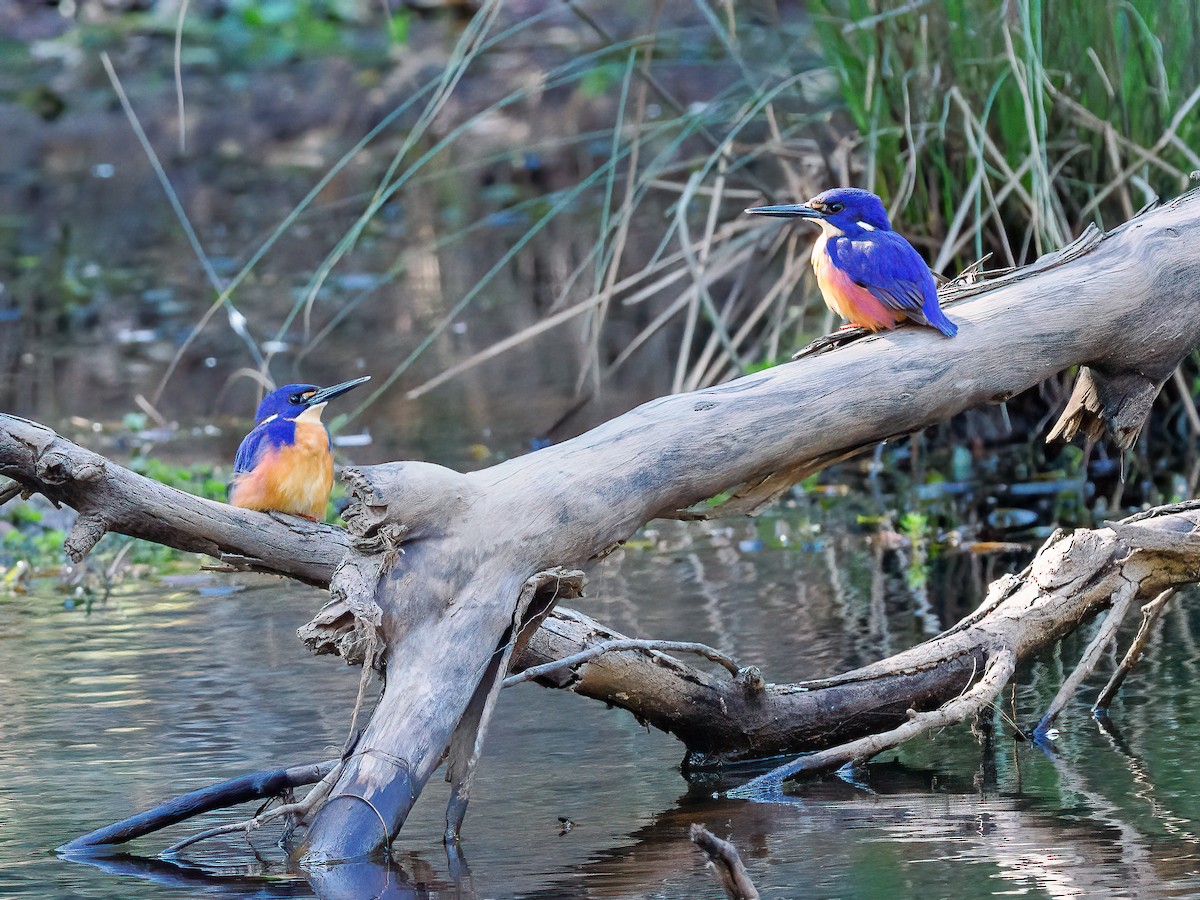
[827,232,933,313]
[827,232,956,336]
[233,418,296,474]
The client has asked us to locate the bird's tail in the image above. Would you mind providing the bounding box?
[925,303,958,337]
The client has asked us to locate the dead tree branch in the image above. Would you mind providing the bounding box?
[1033,580,1140,737]
[501,638,746,686]
[59,760,337,852]
[11,192,1200,861]
[1094,588,1176,713]
[0,417,346,586]
[690,824,760,900]
[731,652,1018,797]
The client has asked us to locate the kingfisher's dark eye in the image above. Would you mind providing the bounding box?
[827,202,844,213]
[289,393,304,405]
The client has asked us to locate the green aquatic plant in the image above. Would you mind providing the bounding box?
[899,509,931,590]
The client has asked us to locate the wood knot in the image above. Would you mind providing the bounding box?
[35,451,104,486]
[737,666,765,691]
[35,451,75,485]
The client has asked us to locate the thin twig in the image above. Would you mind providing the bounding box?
[1035,582,1140,736]
[503,638,743,687]
[790,326,870,360]
[1095,589,1175,712]
[344,632,378,754]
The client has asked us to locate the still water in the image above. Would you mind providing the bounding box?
[2,509,1200,899]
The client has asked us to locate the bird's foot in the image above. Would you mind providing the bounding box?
[791,325,871,360]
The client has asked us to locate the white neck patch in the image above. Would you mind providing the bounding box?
[296,404,327,424]
[857,221,876,231]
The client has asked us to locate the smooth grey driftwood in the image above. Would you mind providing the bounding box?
[296,192,1200,860]
[6,191,1200,862]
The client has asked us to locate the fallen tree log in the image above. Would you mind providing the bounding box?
[7,190,1200,861]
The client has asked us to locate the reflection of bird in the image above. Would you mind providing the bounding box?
[746,187,957,337]
[229,377,370,520]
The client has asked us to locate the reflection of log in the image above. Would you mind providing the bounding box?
[546,763,1172,898]
[9,192,1200,861]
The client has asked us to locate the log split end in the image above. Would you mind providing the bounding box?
[1047,366,1161,450]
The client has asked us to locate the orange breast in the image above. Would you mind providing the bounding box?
[229,423,333,520]
[811,234,902,332]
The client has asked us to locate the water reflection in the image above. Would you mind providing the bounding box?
[1,510,1199,898]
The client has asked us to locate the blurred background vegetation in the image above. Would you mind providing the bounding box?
[1,0,1198,584]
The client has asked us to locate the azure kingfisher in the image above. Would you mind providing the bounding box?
[229,377,370,520]
[746,187,957,337]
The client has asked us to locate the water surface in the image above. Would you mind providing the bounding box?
[3,510,1200,898]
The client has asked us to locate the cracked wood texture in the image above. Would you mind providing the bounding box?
[4,191,1200,861]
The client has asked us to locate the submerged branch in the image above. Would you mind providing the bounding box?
[161,758,346,857]
[1094,588,1176,713]
[1034,581,1140,737]
[59,760,337,852]
[689,824,760,900]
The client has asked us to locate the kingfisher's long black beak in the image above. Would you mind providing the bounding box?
[307,376,371,406]
[745,203,823,219]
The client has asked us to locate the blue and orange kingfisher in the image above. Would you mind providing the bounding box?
[229,377,370,520]
[746,187,957,337]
